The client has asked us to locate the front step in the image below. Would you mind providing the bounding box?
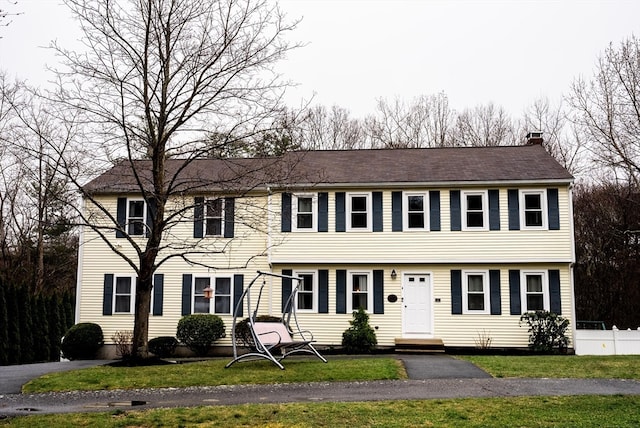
[395,338,445,353]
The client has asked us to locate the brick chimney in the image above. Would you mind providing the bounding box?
[525,131,543,145]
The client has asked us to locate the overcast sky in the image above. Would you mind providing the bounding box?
[2,0,640,118]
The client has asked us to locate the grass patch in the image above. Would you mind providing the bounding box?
[2,395,640,427]
[458,355,640,379]
[23,357,404,393]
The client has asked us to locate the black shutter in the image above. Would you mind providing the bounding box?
[451,270,462,314]
[508,189,520,230]
[430,190,441,231]
[391,191,403,232]
[373,270,384,314]
[335,192,346,232]
[282,269,293,313]
[489,270,501,315]
[450,190,461,231]
[373,191,383,232]
[489,189,500,231]
[509,270,521,315]
[181,274,192,315]
[103,274,114,315]
[318,192,329,232]
[549,269,562,314]
[152,274,164,316]
[224,197,235,238]
[281,193,292,233]
[336,269,347,313]
[547,188,560,230]
[146,197,157,237]
[193,197,204,238]
[318,269,329,313]
[116,197,126,238]
[233,274,244,317]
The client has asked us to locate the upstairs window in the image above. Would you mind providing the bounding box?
[462,191,488,230]
[293,194,317,232]
[347,193,371,231]
[205,199,224,236]
[404,192,428,230]
[127,200,146,235]
[463,271,489,314]
[520,190,547,229]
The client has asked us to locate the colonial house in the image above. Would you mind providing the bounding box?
[76,139,575,356]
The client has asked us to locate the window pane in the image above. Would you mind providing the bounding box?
[206,218,222,235]
[525,211,543,227]
[353,275,368,292]
[526,276,543,292]
[352,196,367,212]
[298,197,312,213]
[408,212,424,228]
[215,296,231,313]
[467,195,483,210]
[215,277,231,295]
[300,275,314,292]
[115,277,132,294]
[297,293,313,310]
[468,294,485,311]
[524,194,541,210]
[194,296,209,313]
[408,195,424,212]
[206,199,223,217]
[115,296,131,312]
[297,213,313,228]
[527,294,544,311]
[128,221,145,235]
[351,212,367,228]
[352,293,368,311]
[195,277,210,294]
[129,200,144,217]
[467,212,484,228]
[468,275,484,292]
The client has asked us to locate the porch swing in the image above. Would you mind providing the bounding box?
[225,271,328,370]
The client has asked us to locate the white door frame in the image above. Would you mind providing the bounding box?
[401,272,434,338]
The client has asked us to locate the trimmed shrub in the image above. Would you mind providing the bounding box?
[342,307,377,354]
[234,315,281,348]
[61,323,104,360]
[176,314,225,357]
[148,336,178,358]
[520,310,570,353]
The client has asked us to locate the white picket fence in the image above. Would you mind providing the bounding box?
[574,326,640,355]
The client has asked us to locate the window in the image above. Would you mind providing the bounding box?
[404,192,428,230]
[205,199,224,236]
[462,191,488,230]
[114,275,135,313]
[192,276,232,315]
[462,271,489,314]
[521,271,549,312]
[293,271,317,311]
[127,200,146,235]
[520,190,547,229]
[347,193,371,231]
[293,194,317,231]
[348,271,373,311]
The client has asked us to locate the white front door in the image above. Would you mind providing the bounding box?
[402,274,432,336]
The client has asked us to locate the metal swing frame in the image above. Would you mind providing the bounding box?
[225,270,327,370]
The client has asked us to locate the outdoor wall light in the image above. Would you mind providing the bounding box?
[391,269,397,279]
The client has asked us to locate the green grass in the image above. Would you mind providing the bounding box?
[23,357,405,393]
[2,395,640,427]
[458,355,640,379]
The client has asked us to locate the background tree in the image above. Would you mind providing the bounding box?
[51,0,299,359]
[451,102,518,147]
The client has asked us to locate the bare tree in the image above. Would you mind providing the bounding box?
[51,0,299,359]
[297,104,365,150]
[0,0,20,34]
[451,102,518,147]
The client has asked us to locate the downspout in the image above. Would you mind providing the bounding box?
[74,196,86,325]
[568,183,578,350]
[267,186,273,316]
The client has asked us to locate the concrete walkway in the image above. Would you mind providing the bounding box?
[2,355,640,417]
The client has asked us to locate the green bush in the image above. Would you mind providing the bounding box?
[148,336,178,358]
[176,314,226,356]
[342,308,377,354]
[520,310,570,353]
[61,323,104,360]
[234,315,281,348]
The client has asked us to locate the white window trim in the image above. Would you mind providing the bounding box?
[403,191,429,231]
[520,270,550,312]
[192,275,233,315]
[204,198,225,237]
[347,192,372,232]
[347,270,374,313]
[461,190,488,231]
[519,189,548,230]
[462,270,490,314]
[293,270,318,312]
[292,194,318,232]
[126,198,147,236]
[113,274,136,314]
